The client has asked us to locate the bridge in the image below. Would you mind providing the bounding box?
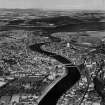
[62,64,76,67]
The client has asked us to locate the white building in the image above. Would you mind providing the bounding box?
[67,43,70,47]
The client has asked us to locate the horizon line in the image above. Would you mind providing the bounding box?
[0,8,105,11]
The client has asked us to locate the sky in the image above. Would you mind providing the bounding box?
[0,0,105,10]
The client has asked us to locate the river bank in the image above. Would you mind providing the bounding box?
[29,42,80,105]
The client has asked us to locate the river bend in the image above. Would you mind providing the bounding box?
[29,43,81,105]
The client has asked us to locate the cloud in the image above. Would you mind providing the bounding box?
[0,0,104,10]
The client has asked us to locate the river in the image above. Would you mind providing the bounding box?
[29,42,81,105]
